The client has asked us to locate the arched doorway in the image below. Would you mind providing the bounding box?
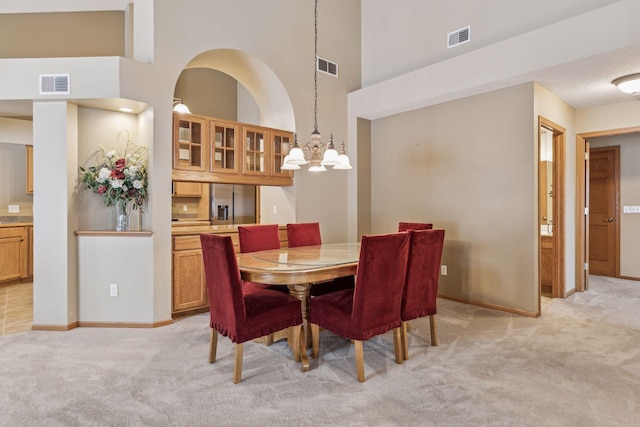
[171,48,299,226]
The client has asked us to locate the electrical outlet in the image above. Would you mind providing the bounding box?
[182,205,188,212]
[8,204,19,213]
[440,265,448,276]
[110,283,118,297]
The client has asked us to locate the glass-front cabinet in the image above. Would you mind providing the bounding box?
[243,126,268,175]
[173,114,207,171]
[271,130,293,177]
[210,120,239,174]
[171,112,293,186]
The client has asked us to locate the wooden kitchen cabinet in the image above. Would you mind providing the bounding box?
[173,113,207,171]
[172,181,202,197]
[243,125,269,176]
[171,226,287,316]
[27,226,33,278]
[540,235,553,289]
[172,113,293,186]
[210,120,239,174]
[172,248,207,313]
[0,227,27,283]
[271,130,293,178]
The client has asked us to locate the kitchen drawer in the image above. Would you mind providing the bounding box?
[0,227,26,240]
[173,232,240,251]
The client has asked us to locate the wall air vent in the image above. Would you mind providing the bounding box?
[39,74,70,95]
[317,56,338,77]
[447,26,470,48]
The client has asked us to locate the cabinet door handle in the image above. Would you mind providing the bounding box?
[604,217,614,222]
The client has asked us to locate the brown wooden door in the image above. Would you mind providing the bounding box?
[588,146,619,276]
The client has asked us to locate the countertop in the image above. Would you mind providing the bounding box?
[0,222,32,228]
[172,224,285,236]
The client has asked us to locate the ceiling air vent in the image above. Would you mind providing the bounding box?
[39,74,70,95]
[317,56,338,77]
[447,26,470,48]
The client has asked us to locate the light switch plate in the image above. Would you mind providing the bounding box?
[8,204,19,213]
[623,206,640,213]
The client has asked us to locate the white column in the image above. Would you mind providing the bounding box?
[32,101,79,328]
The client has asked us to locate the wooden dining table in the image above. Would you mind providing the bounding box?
[236,242,360,348]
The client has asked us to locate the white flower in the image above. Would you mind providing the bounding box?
[133,180,143,189]
[106,150,116,159]
[111,179,123,189]
[122,185,128,192]
[98,167,111,183]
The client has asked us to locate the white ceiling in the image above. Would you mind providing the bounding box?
[524,45,640,110]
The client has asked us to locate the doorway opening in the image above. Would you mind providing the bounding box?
[575,126,640,292]
[538,116,565,299]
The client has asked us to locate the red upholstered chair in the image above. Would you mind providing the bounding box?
[309,232,410,382]
[398,222,433,232]
[286,222,322,247]
[200,233,309,384]
[238,224,283,295]
[238,224,281,253]
[400,229,445,360]
[286,222,354,297]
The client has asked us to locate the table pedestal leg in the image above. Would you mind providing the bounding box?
[288,283,312,348]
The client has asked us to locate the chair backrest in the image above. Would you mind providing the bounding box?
[351,232,410,339]
[287,222,322,247]
[200,234,246,340]
[402,229,445,320]
[398,222,433,232]
[238,224,281,253]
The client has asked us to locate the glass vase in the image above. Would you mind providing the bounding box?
[116,201,131,232]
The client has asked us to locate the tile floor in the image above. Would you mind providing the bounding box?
[0,282,33,336]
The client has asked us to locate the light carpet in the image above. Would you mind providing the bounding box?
[0,275,639,426]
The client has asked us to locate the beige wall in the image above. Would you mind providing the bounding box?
[589,134,640,278]
[0,11,124,58]
[361,0,619,87]
[371,83,538,315]
[174,68,238,121]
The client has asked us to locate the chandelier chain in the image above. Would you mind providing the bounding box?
[313,0,319,133]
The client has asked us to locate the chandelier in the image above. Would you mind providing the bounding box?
[283,0,352,172]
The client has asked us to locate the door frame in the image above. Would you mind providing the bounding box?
[575,126,640,292]
[538,116,565,298]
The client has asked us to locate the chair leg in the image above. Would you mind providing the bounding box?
[401,321,409,360]
[290,326,301,362]
[429,315,438,346]
[298,325,310,372]
[310,323,320,358]
[209,329,218,363]
[354,340,365,382]
[264,333,274,346]
[392,327,403,364]
[233,343,244,384]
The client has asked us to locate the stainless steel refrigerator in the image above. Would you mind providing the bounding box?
[210,183,256,225]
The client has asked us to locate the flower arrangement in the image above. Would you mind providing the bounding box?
[79,141,148,210]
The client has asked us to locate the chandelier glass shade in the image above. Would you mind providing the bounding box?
[283,0,351,172]
[172,97,191,114]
